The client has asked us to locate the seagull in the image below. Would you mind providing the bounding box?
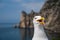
[32,16,48,40]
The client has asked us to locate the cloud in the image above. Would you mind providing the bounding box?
[22,2,45,12]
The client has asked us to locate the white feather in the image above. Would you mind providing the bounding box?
[32,16,48,40]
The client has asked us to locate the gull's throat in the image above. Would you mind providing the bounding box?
[32,24,48,40]
[33,24,45,37]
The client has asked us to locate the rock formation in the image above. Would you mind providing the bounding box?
[19,0,60,32]
[39,0,60,33]
[19,0,60,40]
[19,11,27,28]
[19,10,37,28]
[39,0,60,39]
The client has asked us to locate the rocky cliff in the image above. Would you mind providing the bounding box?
[19,0,60,32]
[19,11,27,28]
[39,0,60,33]
[19,10,36,28]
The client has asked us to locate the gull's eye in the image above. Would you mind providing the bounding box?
[35,18,37,19]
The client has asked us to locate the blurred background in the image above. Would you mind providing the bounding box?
[0,0,45,40]
[0,0,60,40]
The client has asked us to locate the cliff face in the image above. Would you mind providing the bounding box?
[19,11,27,28]
[19,0,60,32]
[19,10,37,28]
[39,0,60,32]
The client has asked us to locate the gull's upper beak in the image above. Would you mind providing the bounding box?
[37,17,45,25]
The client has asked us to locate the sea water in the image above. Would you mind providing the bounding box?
[0,23,31,40]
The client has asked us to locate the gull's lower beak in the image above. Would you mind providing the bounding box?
[40,21,45,25]
[37,17,45,25]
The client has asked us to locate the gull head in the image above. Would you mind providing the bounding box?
[33,16,45,25]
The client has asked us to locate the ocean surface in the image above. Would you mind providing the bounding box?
[0,23,31,40]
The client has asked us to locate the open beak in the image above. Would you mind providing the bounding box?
[37,17,45,25]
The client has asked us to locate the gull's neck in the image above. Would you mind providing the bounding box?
[34,24,44,31]
[32,23,48,40]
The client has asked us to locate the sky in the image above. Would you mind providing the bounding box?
[0,0,46,23]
